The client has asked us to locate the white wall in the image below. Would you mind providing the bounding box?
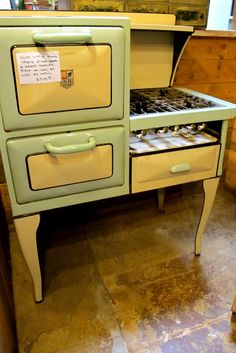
[59,0,71,10]
[207,0,233,30]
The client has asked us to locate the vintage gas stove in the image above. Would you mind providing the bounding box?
[0,11,235,302]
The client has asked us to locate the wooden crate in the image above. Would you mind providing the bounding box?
[72,0,124,11]
[124,0,168,14]
[169,1,209,27]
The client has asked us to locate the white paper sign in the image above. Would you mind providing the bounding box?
[16,51,61,85]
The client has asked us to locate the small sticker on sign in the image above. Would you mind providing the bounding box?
[16,51,61,85]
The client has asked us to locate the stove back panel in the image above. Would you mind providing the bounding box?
[131,30,174,89]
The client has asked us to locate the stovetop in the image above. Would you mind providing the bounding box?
[130,88,221,116]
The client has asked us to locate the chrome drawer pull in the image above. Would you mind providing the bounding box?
[32,31,92,44]
[45,136,96,155]
[170,163,191,174]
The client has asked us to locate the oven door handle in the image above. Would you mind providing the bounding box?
[32,31,92,44]
[45,136,96,155]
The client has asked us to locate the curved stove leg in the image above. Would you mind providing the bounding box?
[195,177,220,256]
[157,188,165,212]
[14,214,42,302]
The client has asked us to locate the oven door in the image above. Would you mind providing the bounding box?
[6,127,125,204]
[0,26,125,131]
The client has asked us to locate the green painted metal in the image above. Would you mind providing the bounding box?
[33,31,93,44]
[45,136,96,154]
[0,13,236,220]
[0,15,130,217]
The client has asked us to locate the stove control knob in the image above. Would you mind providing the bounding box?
[174,125,180,132]
[158,127,169,134]
[187,124,196,131]
[163,127,169,133]
[197,123,207,131]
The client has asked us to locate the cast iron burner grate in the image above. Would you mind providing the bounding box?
[130,88,219,116]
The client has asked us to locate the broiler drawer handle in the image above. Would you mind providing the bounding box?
[45,136,96,155]
[170,163,191,174]
[32,32,92,44]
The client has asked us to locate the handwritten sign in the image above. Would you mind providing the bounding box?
[16,51,61,85]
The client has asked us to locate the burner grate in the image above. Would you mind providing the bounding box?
[130,88,219,116]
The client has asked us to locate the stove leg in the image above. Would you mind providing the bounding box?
[195,177,220,255]
[157,188,165,211]
[14,214,42,302]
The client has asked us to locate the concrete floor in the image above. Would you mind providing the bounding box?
[9,181,236,353]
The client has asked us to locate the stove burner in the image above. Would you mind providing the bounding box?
[130,88,219,116]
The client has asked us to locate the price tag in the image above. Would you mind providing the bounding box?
[16,51,61,84]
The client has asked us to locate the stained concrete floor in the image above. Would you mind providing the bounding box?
[9,181,236,353]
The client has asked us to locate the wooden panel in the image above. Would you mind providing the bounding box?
[227,150,236,172]
[174,83,236,103]
[174,59,236,84]
[180,38,236,60]
[225,169,236,190]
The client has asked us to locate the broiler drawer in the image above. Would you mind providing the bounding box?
[131,145,220,193]
[7,126,126,204]
[27,144,112,190]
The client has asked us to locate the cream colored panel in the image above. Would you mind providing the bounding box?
[27,145,112,190]
[131,30,174,89]
[132,145,220,193]
[0,11,176,26]
[13,45,111,114]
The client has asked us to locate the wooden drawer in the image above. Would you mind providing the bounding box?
[131,145,220,193]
